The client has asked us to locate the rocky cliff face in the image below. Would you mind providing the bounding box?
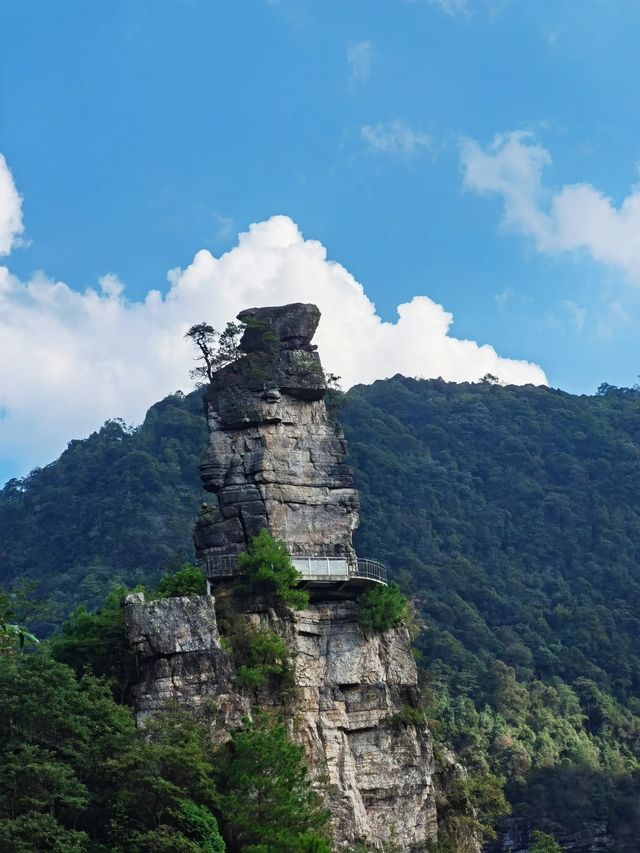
[124,592,439,851]
[194,302,359,566]
[123,303,468,850]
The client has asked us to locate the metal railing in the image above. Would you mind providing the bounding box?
[196,552,387,585]
[354,558,387,584]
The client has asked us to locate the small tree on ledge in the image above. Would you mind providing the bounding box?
[238,529,309,610]
[184,321,243,384]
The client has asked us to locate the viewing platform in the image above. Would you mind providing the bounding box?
[197,553,388,592]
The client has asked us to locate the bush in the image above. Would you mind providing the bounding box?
[154,564,207,598]
[358,582,407,633]
[238,529,308,609]
[530,829,562,852]
[391,705,427,727]
[226,619,290,693]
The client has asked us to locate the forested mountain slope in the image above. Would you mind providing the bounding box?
[2,377,640,846]
[0,390,208,622]
[343,377,640,703]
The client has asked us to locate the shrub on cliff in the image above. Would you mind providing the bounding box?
[358,582,407,633]
[530,830,562,852]
[238,529,309,609]
[154,564,206,598]
[233,624,291,692]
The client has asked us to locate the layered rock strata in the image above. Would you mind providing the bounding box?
[124,592,438,851]
[124,303,447,849]
[194,303,360,566]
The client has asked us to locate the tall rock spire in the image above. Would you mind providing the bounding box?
[194,303,360,570]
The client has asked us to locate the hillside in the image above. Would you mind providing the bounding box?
[0,390,208,624]
[2,377,640,847]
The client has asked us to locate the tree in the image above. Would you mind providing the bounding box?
[357,582,407,633]
[185,322,242,384]
[530,829,562,852]
[219,717,330,851]
[238,529,309,609]
[50,586,138,704]
[0,652,225,852]
[0,583,40,654]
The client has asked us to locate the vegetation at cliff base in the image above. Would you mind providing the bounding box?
[220,717,330,852]
[0,583,332,852]
[0,651,226,852]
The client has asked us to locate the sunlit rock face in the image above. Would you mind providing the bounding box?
[194,303,359,564]
[123,303,472,851]
[123,592,440,851]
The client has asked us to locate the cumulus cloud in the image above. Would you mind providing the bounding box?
[461,130,640,285]
[0,212,545,477]
[0,154,24,256]
[361,120,431,157]
[347,40,373,85]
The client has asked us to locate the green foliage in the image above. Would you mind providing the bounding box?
[530,829,562,853]
[184,321,242,384]
[358,582,407,633]
[390,704,427,727]
[218,607,292,694]
[0,390,209,631]
[0,650,225,852]
[234,625,290,693]
[0,581,42,654]
[219,717,330,851]
[49,586,137,704]
[154,564,207,598]
[238,528,309,609]
[341,376,640,848]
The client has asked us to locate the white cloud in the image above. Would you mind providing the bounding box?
[361,120,431,157]
[0,155,24,256]
[347,40,373,85]
[461,129,640,285]
[0,213,546,477]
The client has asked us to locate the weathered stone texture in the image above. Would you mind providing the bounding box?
[123,593,249,728]
[124,593,440,851]
[194,302,360,565]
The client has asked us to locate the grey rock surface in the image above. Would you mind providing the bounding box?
[124,593,442,851]
[123,592,249,728]
[194,303,360,565]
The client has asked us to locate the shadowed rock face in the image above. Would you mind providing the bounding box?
[194,302,360,564]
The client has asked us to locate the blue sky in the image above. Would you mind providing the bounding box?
[2,0,640,482]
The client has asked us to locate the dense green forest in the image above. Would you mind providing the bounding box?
[0,565,332,852]
[2,377,640,847]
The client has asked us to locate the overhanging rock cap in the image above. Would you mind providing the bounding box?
[237,303,321,352]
